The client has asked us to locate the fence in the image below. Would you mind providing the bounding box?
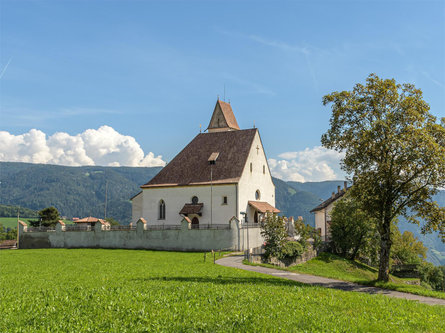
[191,224,231,230]
[26,226,56,233]
[239,223,261,229]
[146,224,182,230]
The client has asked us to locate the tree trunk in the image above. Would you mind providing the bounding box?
[378,217,392,282]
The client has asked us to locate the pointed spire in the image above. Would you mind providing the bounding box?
[207,100,240,133]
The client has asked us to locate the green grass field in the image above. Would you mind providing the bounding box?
[0,217,72,229]
[1,249,444,332]
[284,252,445,300]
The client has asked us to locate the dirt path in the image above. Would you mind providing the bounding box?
[216,255,445,306]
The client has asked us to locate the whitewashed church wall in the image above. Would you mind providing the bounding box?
[131,192,143,223]
[136,184,237,225]
[238,131,276,223]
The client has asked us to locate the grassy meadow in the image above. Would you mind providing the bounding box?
[1,249,445,332]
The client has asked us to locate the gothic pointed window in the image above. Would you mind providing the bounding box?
[159,200,166,220]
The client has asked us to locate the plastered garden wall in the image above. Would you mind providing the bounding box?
[18,218,264,252]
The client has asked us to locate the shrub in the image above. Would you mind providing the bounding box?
[261,213,287,260]
[294,218,322,251]
[418,261,444,291]
[279,241,304,260]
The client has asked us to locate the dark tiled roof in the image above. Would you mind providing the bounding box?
[142,129,257,188]
[248,201,280,213]
[310,189,347,213]
[179,203,204,215]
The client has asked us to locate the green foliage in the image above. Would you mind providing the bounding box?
[0,223,17,241]
[294,217,321,250]
[29,207,60,227]
[329,195,379,260]
[1,249,445,332]
[0,205,38,218]
[105,217,120,226]
[392,229,428,265]
[260,213,287,259]
[322,73,445,281]
[279,241,304,260]
[418,262,444,291]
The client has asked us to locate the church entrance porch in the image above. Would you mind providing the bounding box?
[248,201,280,224]
[191,217,199,229]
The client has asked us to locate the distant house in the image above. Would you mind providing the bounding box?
[310,182,348,240]
[131,100,279,227]
[74,217,110,228]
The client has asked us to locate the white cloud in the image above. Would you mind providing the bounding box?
[268,146,345,182]
[0,126,166,167]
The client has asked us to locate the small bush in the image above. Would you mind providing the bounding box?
[279,241,303,260]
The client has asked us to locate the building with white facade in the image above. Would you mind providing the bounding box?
[131,100,279,227]
[310,182,348,240]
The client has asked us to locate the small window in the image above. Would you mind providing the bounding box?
[222,196,228,205]
[255,190,261,200]
[159,200,166,220]
[250,163,253,172]
[263,165,265,174]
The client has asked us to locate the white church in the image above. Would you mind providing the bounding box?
[131,100,279,227]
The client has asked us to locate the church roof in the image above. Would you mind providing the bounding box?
[207,100,240,131]
[142,129,257,188]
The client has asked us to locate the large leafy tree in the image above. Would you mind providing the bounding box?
[322,74,445,281]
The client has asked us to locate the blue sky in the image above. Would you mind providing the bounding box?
[1,0,444,181]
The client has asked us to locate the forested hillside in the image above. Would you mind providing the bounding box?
[0,162,161,223]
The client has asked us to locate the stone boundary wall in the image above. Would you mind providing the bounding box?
[246,243,318,267]
[18,218,264,252]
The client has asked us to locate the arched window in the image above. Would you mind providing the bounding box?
[159,200,166,220]
[255,190,261,200]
